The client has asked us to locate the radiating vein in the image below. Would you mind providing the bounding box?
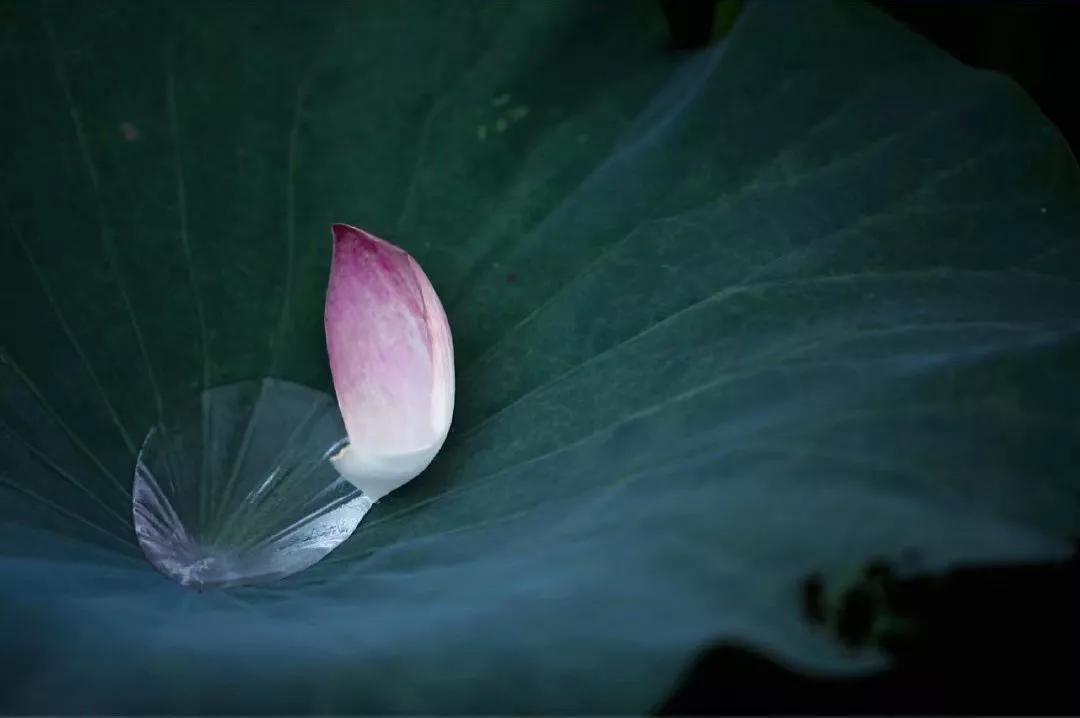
[269,78,310,376]
[357,285,1074,542]
[0,415,130,526]
[325,500,538,566]
[394,4,461,237]
[453,265,1065,447]
[454,82,996,361]
[165,39,216,536]
[1,354,130,498]
[357,356,852,537]
[458,132,1036,429]
[1,195,137,457]
[0,473,137,555]
[42,11,165,421]
[439,52,801,312]
[394,95,443,235]
[167,45,209,392]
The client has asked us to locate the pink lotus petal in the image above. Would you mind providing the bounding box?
[325,224,455,500]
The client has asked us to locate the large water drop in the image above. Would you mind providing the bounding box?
[132,379,370,590]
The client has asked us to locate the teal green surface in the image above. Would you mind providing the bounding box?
[2,0,1079,712]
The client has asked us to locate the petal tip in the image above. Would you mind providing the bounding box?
[331,223,403,255]
[330,223,367,247]
[331,223,360,240]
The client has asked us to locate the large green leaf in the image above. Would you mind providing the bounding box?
[2,0,1079,712]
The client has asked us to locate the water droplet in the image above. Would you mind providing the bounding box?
[132,379,370,590]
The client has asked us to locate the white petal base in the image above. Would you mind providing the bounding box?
[330,439,443,502]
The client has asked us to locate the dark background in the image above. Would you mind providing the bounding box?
[658,1,1079,713]
[873,1,1079,153]
[662,0,1080,151]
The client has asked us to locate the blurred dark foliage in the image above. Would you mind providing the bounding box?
[657,1,1080,712]
[661,549,1080,714]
